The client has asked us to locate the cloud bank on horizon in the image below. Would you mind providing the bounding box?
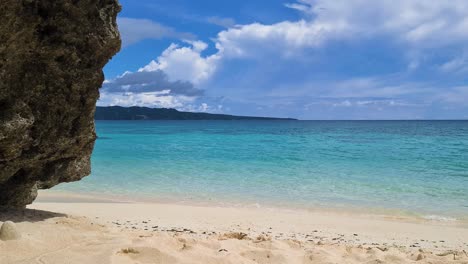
[101,0,468,119]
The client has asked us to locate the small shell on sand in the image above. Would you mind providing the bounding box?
[0,221,21,241]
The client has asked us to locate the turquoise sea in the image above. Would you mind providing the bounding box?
[55,121,468,220]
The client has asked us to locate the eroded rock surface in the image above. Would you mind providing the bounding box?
[0,0,121,208]
[0,221,21,241]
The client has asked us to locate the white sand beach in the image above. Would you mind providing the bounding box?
[1,192,467,264]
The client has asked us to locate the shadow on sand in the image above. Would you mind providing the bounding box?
[0,208,66,223]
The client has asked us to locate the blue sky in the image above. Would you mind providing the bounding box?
[101,0,468,120]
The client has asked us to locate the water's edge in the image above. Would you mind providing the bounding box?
[52,121,468,221]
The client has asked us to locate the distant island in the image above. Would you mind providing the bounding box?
[95,106,297,120]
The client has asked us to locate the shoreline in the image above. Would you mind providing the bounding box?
[28,202,468,250]
[36,190,468,226]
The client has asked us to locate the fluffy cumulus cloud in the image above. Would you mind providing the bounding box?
[214,0,468,59]
[139,41,221,85]
[99,41,221,110]
[99,70,201,108]
[102,39,221,110]
[291,0,468,47]
[99,55,211,108]
[105,0,468,118]
[102,70,202,96]
[99,90,196,109]
[214,20,328,58]
[139,0,468,79]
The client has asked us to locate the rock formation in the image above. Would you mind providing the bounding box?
[0,0,121,208]
[0,221,21,241]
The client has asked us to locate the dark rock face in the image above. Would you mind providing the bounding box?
[0,0,121,208]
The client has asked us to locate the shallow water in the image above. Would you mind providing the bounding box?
[54,120,468,219]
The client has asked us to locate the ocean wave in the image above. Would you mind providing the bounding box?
[422,215,457,222]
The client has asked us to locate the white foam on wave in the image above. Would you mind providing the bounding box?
[422,215,457,222]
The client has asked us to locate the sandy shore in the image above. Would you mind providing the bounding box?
[0,195,467,264]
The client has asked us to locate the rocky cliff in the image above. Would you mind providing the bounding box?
[0,0,121,208]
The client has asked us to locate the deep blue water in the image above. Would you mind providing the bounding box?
[55,120,468,219]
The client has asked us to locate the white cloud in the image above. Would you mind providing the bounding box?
[118,17,195,47]
[438,86,468,104]
[106,1,468,118]
[331,99,417,108]
[99,66,205,110]
[199,103,209,112]
[100,40,222,111]
[206,16,236,28]
[98,91,196,109]
[139,40,221,84]
[215,20,333,58]
[120,0,468,94]
[102,70,202,96]
[439,54,468,74]
[294,0,468,47]
[284,2,312,13]
[327,78,433,98]
[332,100,352,107]
[211,0,468,60]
